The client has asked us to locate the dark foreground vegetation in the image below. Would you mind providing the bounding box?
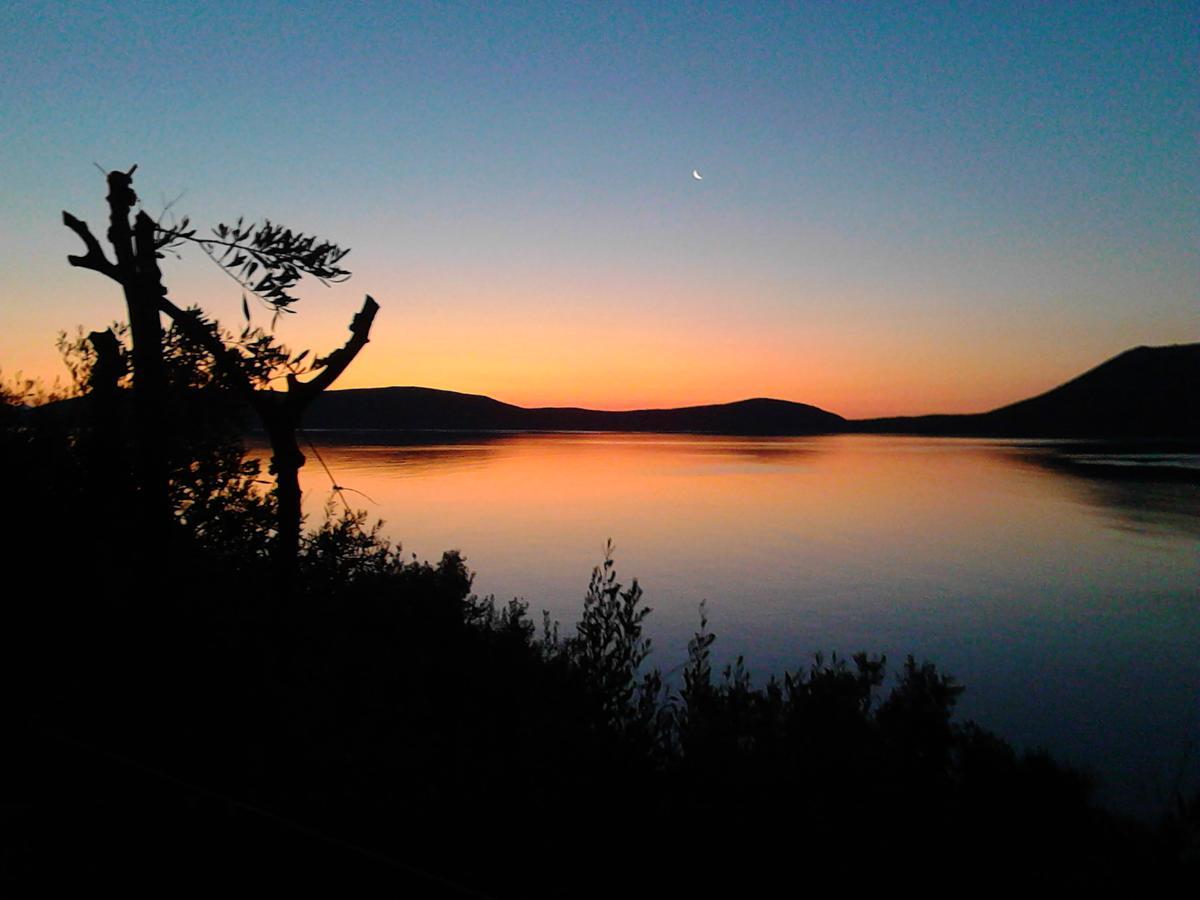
[3,370,1198,893]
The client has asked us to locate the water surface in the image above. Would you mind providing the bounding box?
[283,433,1200,815]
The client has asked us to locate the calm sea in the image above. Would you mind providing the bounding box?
[279,433,1200,816]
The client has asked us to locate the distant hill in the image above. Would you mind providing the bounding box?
[304,343,1197,438]
[23,342,1197,439]
[303,388,846,435]
[853,343,1200,438]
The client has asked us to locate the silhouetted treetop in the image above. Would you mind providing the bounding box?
[61,164,379,594]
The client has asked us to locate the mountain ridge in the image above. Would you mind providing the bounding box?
[25,342,1197,439]
[304,389,847,435]
[301,342,1199,438]
[853,342,1199,438]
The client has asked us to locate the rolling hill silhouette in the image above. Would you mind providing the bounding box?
[304,390,846,435]
[853,343,1199,438]
[29,342,1196,439]
[302,343,1198,438]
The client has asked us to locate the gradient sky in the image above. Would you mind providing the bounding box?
[2,1,1196,417]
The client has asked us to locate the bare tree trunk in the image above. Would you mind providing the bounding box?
[262,407,306,598]
[106,171,171,567]
[86,328,128,531]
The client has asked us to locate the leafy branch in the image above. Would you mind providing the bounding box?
[155,218,351,312]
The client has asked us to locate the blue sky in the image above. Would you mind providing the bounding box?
[2,1,1196,415]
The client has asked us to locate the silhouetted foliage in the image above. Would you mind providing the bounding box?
[158,215,351,317]
[567,541,654,728]
[52,317,276,567]
[62,166,378,593]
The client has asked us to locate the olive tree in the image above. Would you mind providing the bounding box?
[64,165,379,594]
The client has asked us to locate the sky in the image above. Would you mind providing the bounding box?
[1,1,1196,418]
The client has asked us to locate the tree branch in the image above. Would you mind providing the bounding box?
[62,212,120,281]
[193,238,281,311]
[156,294,258,406]
[294,295,379,403]
[159,230,289,255]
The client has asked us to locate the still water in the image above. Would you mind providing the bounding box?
[287,433,1200,816]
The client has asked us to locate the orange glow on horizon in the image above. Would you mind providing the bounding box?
[1,273,1173,420]
[330,310,1097,420]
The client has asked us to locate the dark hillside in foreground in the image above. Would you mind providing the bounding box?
[304,387,847,434]
[853,343,1200,438]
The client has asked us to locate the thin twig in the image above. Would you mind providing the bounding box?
[300,429,353,514]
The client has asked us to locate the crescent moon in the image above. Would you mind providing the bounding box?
[692,169,703,180]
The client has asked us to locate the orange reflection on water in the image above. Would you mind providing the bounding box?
[280,433,1185,621]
